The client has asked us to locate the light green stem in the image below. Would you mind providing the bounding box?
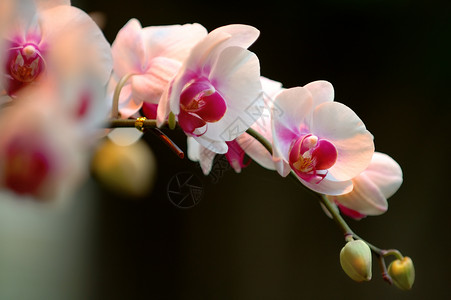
[112,73,136,119]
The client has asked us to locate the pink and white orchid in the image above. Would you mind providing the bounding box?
[0,84,85,201]
[110,19,207,118]
[327,152,403,219]
[271,81,374,195]
[187,77,281,174]
[158,24,263,154]
[1,0,112,100]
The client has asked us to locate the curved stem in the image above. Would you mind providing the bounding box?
[112,73,136,119]
[245,127,273,155]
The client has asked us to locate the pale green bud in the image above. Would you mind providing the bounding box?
[388,256,415,290]
[340,240,372,282]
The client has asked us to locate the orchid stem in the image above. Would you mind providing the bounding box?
[112,73,135,119]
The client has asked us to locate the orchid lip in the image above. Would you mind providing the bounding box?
[178,78,227,136]
[289,134,338,184]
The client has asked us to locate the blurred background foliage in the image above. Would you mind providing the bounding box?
[1,0,450,299]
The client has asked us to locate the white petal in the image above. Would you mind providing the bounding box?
[195,135,228,154]
[333,172,388,215]
[203,47,262,141]
[39,5,113,85]
[272,87,313,162]
[260,76,283,100]
[299,174,354,195]
[112,18,146,77]
[143,23,207,61]
[304,80,334,107]
[363,152,403,199]
[186,24,259,71]
[311,101,374,181]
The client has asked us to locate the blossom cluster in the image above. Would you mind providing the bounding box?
[0,0,403,219]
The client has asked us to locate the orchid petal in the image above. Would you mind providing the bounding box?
[186,24,259,72]
[131,57,181,104]
[112,18,146,76]
[332,172,388,215]
[237,133,275,170]
[299,174,353,195]
[39,5,113,85]
[272,87,313,162]
[203,47,262,141]
[304,80,334,107]
[143,23,207,61]
[35,0,70,10]
[363,152,403,199]
[311,101,374,181]
[194,135,228,154]
[117,84,142,119]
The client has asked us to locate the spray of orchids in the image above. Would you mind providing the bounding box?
[0,0,413,290]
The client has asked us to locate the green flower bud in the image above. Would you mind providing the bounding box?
[388,256,415,290]
[340,240,372,282]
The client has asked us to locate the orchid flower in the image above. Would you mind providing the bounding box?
[0,84,85,201]
[271,81,374,195]
[1,0,112,101]
[327,152,403,219]
[110,19,207,118]
[187,77,281,174]
[158,24,263,154]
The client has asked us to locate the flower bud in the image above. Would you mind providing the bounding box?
[388,256,415,290]
[340,240,372,282]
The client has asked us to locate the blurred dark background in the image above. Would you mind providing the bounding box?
[2,0,450,299]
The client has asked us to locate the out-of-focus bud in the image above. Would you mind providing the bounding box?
[91,139,157,198]
[388,256,415,290]
[340,240,372,282]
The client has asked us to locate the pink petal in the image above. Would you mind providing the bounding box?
[112,18,146,76]
[225,140,250,173]
[336,202,367,220]
[178,109,207,135]
[131,57,181,104]
[117,84,143,118]
[142,102,158,119]
[311,101,374,181]
[313,139,338,170]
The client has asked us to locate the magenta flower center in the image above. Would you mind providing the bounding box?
[9,44,44,83]
[178,78,227,136]
[289,134,337,183]
[3,137,51,197]
[5,43,45,96]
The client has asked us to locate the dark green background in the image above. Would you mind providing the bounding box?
[69,0,451,298]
